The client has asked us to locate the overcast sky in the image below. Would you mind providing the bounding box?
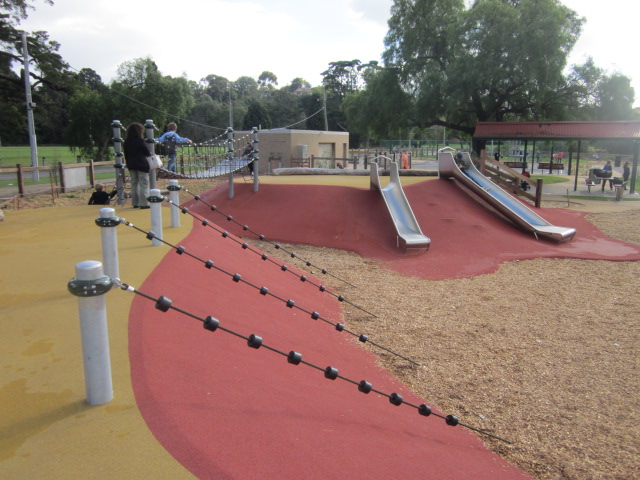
[20,0,639,106]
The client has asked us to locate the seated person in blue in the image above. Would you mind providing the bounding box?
[601,160,613,191]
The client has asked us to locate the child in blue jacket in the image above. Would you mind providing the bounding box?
[156,122,192,172]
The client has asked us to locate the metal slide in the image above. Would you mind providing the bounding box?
[438,149,576,242]
[370,160,431,251]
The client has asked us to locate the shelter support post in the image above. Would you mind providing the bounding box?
[535,179,543,208]
[574,141,581,192]
[631,140,639,195]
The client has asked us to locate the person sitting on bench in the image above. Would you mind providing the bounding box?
[601,160,613,192]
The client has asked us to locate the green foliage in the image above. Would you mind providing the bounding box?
[302,92,325,130]
[184,92,228,141]
[321,59,378,100]
[262,89,304,129]
[343,68,412,143]
[1,0,69,144]
[258,71,278,88]
[598,74,635,121]
[199,74,231,103]
[287,77,311,93]
[242,100,271,130]
[530,175,567,185]
[64,77,111,160]
[233,76,258,100]
[383,0,600,136]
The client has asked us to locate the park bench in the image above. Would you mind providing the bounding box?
[504,161,526,169]
[537,162,564,173]
[585,176,625,193]
[585,177,598,193]
[291,157,310,168]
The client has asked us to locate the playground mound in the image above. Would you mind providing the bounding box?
[2,175,639,479]
[184,180,640,480]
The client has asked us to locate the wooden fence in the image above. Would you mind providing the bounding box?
[0,160,113,198]
[479,151,543,207]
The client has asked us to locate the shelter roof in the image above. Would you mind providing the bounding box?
[473,121,640,141]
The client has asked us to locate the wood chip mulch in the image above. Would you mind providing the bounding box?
[251,203,640,480]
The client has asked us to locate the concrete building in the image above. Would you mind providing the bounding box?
[236,129,349,174]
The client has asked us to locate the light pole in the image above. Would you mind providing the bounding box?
[21,32,39,183]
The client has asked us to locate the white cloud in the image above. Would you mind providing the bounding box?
[21,0,389,86]
[20,0,639,106]
[562,0,639,104]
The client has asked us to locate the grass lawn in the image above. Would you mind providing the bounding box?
[0,145,95,167]
[531,175,566,184]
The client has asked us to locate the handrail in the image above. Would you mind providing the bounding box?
[479,150,541,207]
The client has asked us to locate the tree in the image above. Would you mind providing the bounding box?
[109,57,195,130]
[64,69,113,160]
[287,77,311,93]
[263,88,304,129]
[343,67,413,144]
[184,88,229,141]
[200,74,231,103]
[258,71,277,88]
[233,76,258,100]
[242,100,271,130]
[597,74,635,121]
[1,0,74,143]
[302,91,325,130]
[383,0,586,139]
[321,59,378,100]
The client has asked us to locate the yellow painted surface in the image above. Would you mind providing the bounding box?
[254,174,434,188]
[0,175,432,477]
[0,205,195,479]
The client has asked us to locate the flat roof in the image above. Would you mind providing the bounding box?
[473,121,640,140]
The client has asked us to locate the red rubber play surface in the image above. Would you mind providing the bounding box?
[129,180,640,479]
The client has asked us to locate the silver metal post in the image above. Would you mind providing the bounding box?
[168,180,181,227]
[111,120,126,205]
[96,208,120,280]
[21,32,39,183]
[145,119,157,189]
[227,128,235,199]
[252,127,260,192]
[148,188,163,246]
[68,260,113,406]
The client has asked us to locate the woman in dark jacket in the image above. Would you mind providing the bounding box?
[123,123,152,208]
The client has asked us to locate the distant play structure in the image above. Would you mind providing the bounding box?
[370,157,430,252]
[438,148,576,242]
[111,120,259,204]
